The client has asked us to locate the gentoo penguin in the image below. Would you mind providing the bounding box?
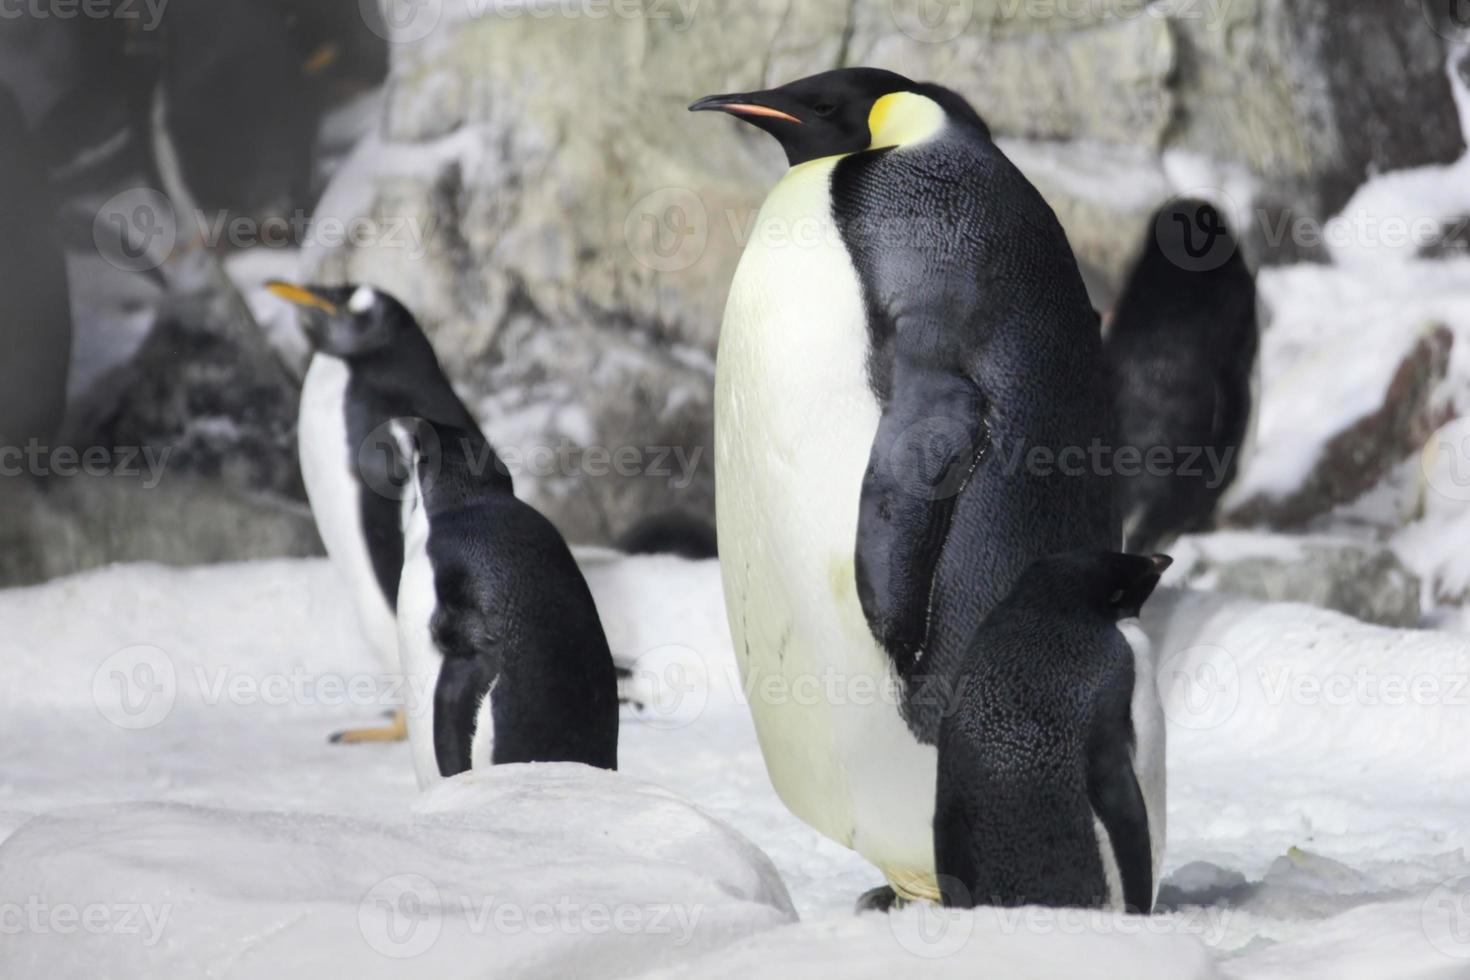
[267,281,484,743]
[396,419,619,783]
[1106,198,1258,553]
[691,69,1117,905]
[934,549,1169,913]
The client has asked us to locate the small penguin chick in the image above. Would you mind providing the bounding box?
[934,549,1170,913]
[395,418,619,785]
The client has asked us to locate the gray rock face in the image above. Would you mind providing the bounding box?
[302,1,1460,546]
[1169,531,1423,627]
[0,473,321,588]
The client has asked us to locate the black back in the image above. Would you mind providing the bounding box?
[0,83,72,448]
[832,97,1117,739]
[414,424,618,774]
[934,550,1162,912]
[1106,199,1258,552]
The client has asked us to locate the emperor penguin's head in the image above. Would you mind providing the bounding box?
[689,67,986,167]
[266,281,415,359]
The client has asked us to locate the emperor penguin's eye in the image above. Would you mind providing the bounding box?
[813,102,836,117]
[1107,589,1125,605]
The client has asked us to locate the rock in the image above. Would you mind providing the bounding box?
[301,3,1460,545]
[1167,531,1423,627]
[0,473,321,588]
[1228,323,1454,529]
[0,766,795,979]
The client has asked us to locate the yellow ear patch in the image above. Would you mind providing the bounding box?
[867,92,947,150]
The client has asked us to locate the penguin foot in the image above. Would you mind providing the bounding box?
[615,665,647,712]
[855,886,905,914]
[329,707,408,744]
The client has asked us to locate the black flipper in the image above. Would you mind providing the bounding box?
[1087,738,1153,913]
[855,362,987,675]
[432,653,496,778]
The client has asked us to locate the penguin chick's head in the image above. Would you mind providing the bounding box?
[266,281,413,359]
[689,68,986,167]
[1009,549,1172,623]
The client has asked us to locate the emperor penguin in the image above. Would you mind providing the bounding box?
[691,69,1118,906]
[934,549,1169,913]
[396,418,619,783]
[1106,198,1259,554]
[268,281,484,744]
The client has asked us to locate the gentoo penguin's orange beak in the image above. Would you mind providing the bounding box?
[266,281,340,316]
[688,93,802,125]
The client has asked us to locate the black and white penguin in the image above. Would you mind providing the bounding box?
[396,419,619,783]
[1106,198,1259,553]
[691,69,1117,904]
[933,549,1169,913]
[267,281,484,743]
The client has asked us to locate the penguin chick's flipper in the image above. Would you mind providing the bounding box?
[1088,737,1153,913]
[856,360,987,674]
[329,707,407,744]
[433,653,497,778]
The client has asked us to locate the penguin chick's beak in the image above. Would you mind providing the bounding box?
[688,93,802,125]
[266,281,340,316]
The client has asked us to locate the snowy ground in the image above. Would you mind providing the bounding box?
[3,554,1470,977]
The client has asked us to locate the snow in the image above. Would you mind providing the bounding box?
[4,555,1470,976]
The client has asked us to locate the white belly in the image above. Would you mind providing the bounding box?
[1100,620,1167,909]
[715,158,938,887]
[396,486,495,788]
[299,355,398,669]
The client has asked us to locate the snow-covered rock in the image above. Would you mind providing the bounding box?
[1166,531,1422,627]
[0,765,793,980]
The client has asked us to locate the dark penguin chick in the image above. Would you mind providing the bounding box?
[268,282,484,745]
[617,510,718,560]
[692,67,1118,905]
[1106,198,1258,553]
[396,420,619,782]
[934,550,1170,913]
[0,83,72,449]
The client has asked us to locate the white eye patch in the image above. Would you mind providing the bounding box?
[348,285,376,314]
